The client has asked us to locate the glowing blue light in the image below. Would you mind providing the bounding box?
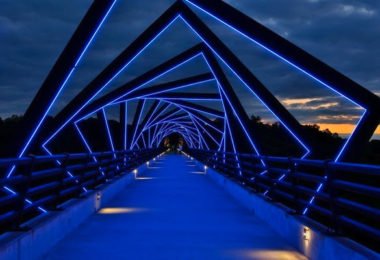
[123,101,128,150]
[146,104,171,129]
[172,104,224,134]
[75,1,118,67]
[162,102,225,136]
[4,186,16,195]
[138,78,215,99]
[189,114,210,150]
[334,110,367,162]
[42,145,74,178]
[224,111,242,176]
[74,123,106,176]
[130,100,146,149]
[190,114,219,145]
[164,100,223,119]
[102,109,116,158]
[3,185,47,213]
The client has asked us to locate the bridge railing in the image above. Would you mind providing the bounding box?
[187,149,380,251]
[0,148,163,233]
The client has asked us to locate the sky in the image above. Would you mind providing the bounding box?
[0,0,379,136]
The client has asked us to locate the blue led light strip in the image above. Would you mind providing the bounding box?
[123,101,128,151]
[130,100,146,149]
[189,114,210,150]
[135,78,216,99]
[164,100,224,119]
[74,122,106,177]
[101,108,117,159]
[148,109,184,128]
[166,101,224,135]
[146,104,171,129]
[42,143,89,193]
[148,116,194,128]
[221,99,242,176]
[189,113,220,146]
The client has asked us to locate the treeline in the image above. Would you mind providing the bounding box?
[0,115,379,165]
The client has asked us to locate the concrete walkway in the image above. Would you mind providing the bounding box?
[44,154,306,259]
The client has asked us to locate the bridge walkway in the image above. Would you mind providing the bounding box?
[44,153,306,259]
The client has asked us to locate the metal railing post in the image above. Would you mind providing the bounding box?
[13,156,35,230]
[289,157,300,214]
[53,153,69,210]
[326,160,340,234]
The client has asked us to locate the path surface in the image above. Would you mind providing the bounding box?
[44,154,306,259]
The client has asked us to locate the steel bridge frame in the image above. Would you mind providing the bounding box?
[4,0,380,225]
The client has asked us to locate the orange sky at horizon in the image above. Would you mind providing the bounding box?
[315,124,380,135]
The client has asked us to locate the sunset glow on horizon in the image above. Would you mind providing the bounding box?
[316,124,380,136]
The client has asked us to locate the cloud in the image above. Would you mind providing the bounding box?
[283,98,339,110]
[335,4,376,17]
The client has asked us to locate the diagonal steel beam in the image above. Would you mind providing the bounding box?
[145,92,220,100]
[129,100,145,149]
[166,100,224,118]
[12,0,117,158]
[119,73,214,101]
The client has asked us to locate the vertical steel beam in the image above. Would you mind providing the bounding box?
[120,102,127,151]
[130,100,145,149]
[337,111,380,162]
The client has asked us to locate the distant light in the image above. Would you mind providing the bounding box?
[146,161,150,166]
[136,177,155,180]
[133,169,138,174]
[303,227,311,241]
[98,207,147,214]
[96,192,101,201]
[204,165,208,170]
[227,250,306,259]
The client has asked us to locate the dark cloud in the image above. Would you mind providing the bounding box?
[0,0,379,128]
